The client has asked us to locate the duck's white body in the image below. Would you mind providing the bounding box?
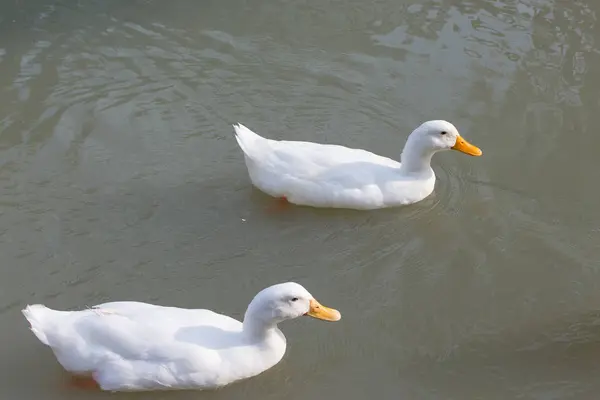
[233,121,481,210]
[22,283,340,392]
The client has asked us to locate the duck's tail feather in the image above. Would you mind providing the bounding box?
[22,304,55,345]
[232,123,267,161]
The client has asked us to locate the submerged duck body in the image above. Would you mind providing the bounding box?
[233,120,482,210]
[22,282,340,392]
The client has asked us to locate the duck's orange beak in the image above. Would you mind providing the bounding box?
[452,135,482,156]
[305,299,341,321]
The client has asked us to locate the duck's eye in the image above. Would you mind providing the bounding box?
[440,131,447,135]
[291,297,299,302]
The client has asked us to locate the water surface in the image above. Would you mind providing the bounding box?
[1,0,600,399]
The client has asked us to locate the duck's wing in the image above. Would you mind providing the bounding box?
[233,123,399,177]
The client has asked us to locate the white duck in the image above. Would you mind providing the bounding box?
[233,120,482,209]
[22,282,340,392]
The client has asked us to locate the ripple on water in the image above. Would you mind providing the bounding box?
[430,160,474,215]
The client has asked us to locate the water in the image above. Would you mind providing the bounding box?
[1,0,600,398]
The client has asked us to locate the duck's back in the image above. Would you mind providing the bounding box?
[270,139,400,172]
[234,123,399,173]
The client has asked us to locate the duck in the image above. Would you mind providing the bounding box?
[22,282,341,392]
[233,120,482,210]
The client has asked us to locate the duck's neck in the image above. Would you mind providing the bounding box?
[398,137,436,175]
[242,309,283,342]
[236,311,286,377]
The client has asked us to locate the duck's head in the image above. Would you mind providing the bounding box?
[409,120,482,156]
[244,282,341,327]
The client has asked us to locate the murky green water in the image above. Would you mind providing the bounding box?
[2,0,600,399]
